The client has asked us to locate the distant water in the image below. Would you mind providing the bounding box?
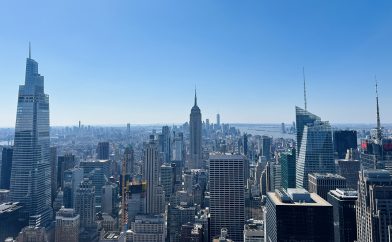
[233,124,295,139]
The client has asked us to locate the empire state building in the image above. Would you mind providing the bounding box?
[189,90,202,169]
[9,45,53,227]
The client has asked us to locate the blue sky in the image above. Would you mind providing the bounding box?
[1,0,392,126]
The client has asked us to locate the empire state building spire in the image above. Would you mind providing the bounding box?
[194,88,197,106]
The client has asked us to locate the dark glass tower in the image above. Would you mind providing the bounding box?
[9,46,53,227]
[0,147,13,189]
[189,90,202,169]
[333,130,357,159]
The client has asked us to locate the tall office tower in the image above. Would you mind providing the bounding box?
[57,153,76,189]
[243,219,264,242]
[265,188,333,242]
[161,163,174,201]
[243,134,249,156]
[55,207,80,242]
[336,159,360,189]
[168,203,196,242]
[0,147,13,189]
[16,226,49,242]
[124,145,135,175]
[308,173,347,200]
[356,169,392,242]
[102,183,119,215]
[9,48,53,227]
[75,178,96,229]
[281,122,286,134]
[189,90,202,169]
[209,154,245,242]
[97,142,110,160]
[161,126,171,162]
[333,130,357,159]
[63,167,83,208]
[360,81,392,170]
[268,162,281,191]
[261,136,272,161]
[127,123,131,137]
[127,182,147,223]
[295,106,321,157]
[280,149,296,190]
[143,135,161,214]
[216,113,220,129]
[327,188,357,242]
[130,214,166,242]
[296,120,335,190]
[172,132,185,162]
[50,147,58,202]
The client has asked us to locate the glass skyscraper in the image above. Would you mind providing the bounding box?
[295,106,321,157]
[9,49,53,227]
[296,120,335,190]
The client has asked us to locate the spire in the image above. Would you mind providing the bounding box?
[29,42,31,59]
[303,67,307,111]
[375,76,382,142]
[194,87,197,106]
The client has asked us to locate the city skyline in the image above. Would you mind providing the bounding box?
[1,1,392,126]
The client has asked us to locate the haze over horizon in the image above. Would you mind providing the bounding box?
[1,1,392,126]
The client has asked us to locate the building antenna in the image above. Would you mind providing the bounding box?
[375,76,382,142]
[29,42,31,59]
[303,67,307,111]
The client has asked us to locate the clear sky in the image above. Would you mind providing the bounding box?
[1,0,392,127]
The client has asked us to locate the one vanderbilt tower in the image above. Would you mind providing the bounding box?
[10,44,53,227]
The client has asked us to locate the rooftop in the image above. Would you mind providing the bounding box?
[309,173,346,180]
[269,189,331,207]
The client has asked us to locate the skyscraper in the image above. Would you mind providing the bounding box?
[189,90,202,169]
[9,47,53,227]
[356,169,392,242]
[143,135,161,214]
[295,106,321,157]
[216,113,220,129]
[296,120,335,190]
[280,149,296,190]
[97,142,110,160]
[75,178,96,229]
[50,147,58,202]
[124,145,135,175]
[209,154,245,242]
[161,126,171,162]
[333,130,357,159]
[327,188,357,242]
[308,173,347,201]
[0,147,13,189]
[265,188,333,242]
[261,136,272,161]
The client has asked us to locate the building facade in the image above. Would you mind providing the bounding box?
[265,188,333,242]
[189,91,202,169]
[9,50,53,227]
[209,154,245,242]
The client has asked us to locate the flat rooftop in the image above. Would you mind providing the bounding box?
[268,191,331,207]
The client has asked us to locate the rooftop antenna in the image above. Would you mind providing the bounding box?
[303,67,307,111]
[375,76,382,142]
[29,42,31,59]
[194,86,197,106]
